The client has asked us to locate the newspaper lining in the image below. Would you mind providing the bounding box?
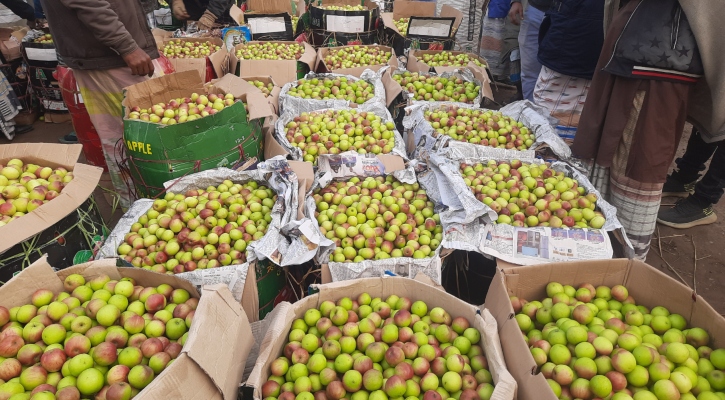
[403,100,571,161]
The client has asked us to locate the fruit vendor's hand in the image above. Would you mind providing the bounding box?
[123,48,155,77]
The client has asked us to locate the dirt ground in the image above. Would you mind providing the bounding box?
[5,120,724,314]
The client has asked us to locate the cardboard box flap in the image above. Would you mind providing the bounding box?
[162,37,228,81]
[186,284,252,398]
[230,4,244,24]
[0,161,102,254]
[264,126,289,161]
[692,293,725,349]
[246,92,275,120]
[0,255,64,306]
[141,354,223,399]
[377,154,405,172]
[205,74,274,120]
[289,160,315,218]
[300,42,317,69]
[0,143,82,170]
[390,1,436,20]
[247,301,299,396]
[123,70,205,115]
[247,0,293,14]
[381,69,402,107]
[480,309,518,400]
[483,266,515,325]
[440,5,463,31]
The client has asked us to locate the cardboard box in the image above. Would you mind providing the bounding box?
[231,41,317,86]
[0,27,27,62]
[0,144,102,255]
[381,2,462,55]
[237,75,282,114]
[309,0,379,33]
[315,45,396,77]
[0,256,253,400]
[241,0,305,16]
[160,37,228,82]
[245,275,517,400]
[486,259,725,400]
[122,71,271,197]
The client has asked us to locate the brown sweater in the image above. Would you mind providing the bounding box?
[40,0,159,70]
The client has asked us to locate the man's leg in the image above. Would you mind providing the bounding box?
[517,5,545,101]
[658,135,723,228]
[72,67,147,210]
[663,130,717,197]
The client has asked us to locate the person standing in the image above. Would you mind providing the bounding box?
[571,0,708,260]
[532,0,604,129]
[508,0,551,101]
[40,0,161,209]
[657,130,724,228]
[0,0,41,28]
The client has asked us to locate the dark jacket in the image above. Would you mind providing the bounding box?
[602,0,702,83]
[510,0,553,13]
[537,0,605,79]
[174,0,236,24]
[1,0,35,21]
[39,0,159,70]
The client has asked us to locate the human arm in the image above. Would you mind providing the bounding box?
[509,0,523,25]
[196,0,234,29]
[0,0,37,23]
[57,0,154,75]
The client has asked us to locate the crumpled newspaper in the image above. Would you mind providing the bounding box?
[278,68,388,117]
[403,100,571,161]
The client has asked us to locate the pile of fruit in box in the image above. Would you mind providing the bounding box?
[284,110,396,165]
[393,72,480,104]
[33,34,53,44]
[0,159,74,227]
[126,93,235,125]
[0,274,195,399]
[513,282,725,400]
[235,43,305,61]
[323,47,393,70]
[161,40,220,59]
[248,80,276,97]
[418,52,485,68]
[286,77,374,104]
[116,181,276,273]
[314,176,442,261]
[460,161,606,228]
[424,106,533,150]
[394,18,409,36]
[262,294,497,400]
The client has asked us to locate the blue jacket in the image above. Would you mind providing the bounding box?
[537,0,605,80]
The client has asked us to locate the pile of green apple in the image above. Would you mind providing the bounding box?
[0,273,195,399]
[319,4,366,10]
[127,93,235,125]
[33,34,53,44]
[393,73,480,104]
[513,282,725,400]
[236,43,305,60]
[424,106,533,150]
[292,16,299,32]
[314,175,442,262]
[418,52,485,68]
[0,159,74,228]
[323,46,392,70]
[161,40,220,59]
[116,180,276,273]
[394,18,409,36]
[284,110,396,165]
[459,161,606,229]
[261,293,496,400]
[286,77,374,104]
[248,80,275,97]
